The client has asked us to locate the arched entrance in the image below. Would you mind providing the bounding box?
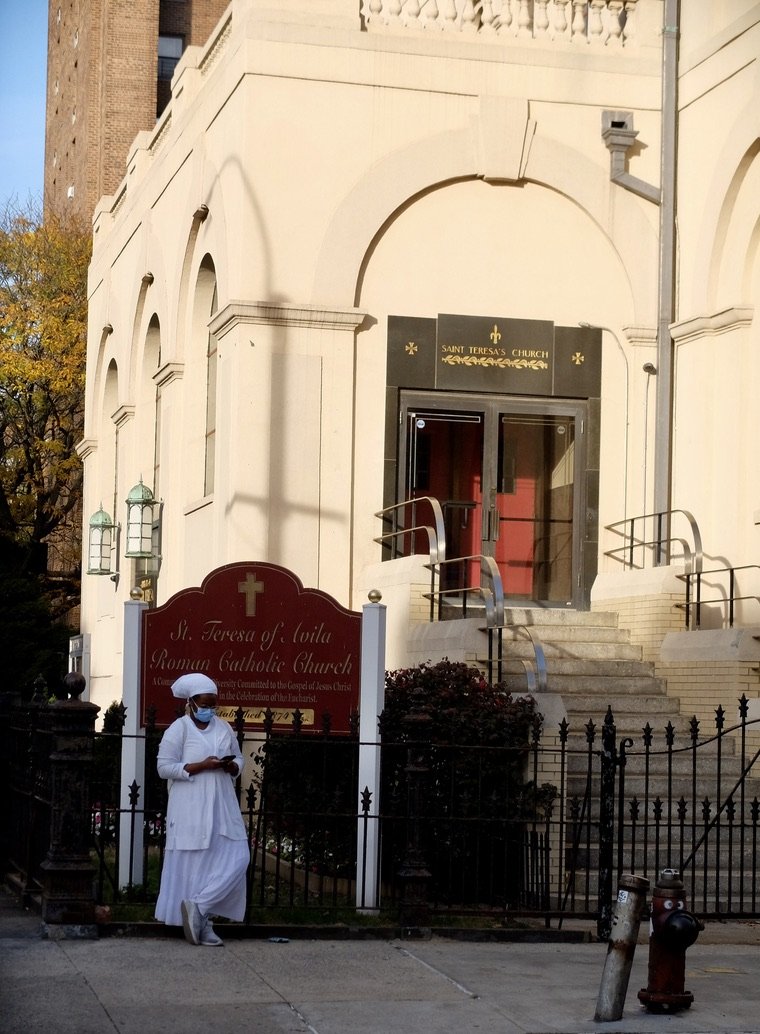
[384,313,601,608]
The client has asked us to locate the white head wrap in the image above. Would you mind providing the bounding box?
[171,672,218,699]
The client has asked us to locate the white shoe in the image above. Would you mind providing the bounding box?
[181,900,203,946]
[200,916,224,947]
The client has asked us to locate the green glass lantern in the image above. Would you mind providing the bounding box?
[125,479,157,558]
[87,505,117,575]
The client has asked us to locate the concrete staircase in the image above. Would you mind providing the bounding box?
[484,608,760,912]
[493,606,676,735]
[490,605,753,786]
[408,607,760,911]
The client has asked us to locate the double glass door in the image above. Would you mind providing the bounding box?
[400,392,586,607]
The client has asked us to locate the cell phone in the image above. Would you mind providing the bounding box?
[219,754,235,763]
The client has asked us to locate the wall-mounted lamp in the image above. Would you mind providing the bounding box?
[87,504,119,581]
[125,479,161,558]
[643,362,657,375]
[193,203,209,222]
[103,323,113,335]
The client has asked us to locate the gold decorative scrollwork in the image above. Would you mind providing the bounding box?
[441,355,549,370]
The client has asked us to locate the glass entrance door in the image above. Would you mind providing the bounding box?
[400,393,586,606]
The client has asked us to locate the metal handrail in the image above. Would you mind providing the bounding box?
[515,626,548,694]
[376,503,546,689]
[486,623,548,693]
[424,553,505,627]
[374,496,446,565]
[677,564,760,630]
[605,508,703,574]
[423,556,547,691]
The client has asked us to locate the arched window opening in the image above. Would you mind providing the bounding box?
[204,282,218,496]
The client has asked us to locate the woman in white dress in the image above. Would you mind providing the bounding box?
[154,672,249,946]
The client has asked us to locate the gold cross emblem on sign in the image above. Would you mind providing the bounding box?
[405,341,418,355]
[490,324,501,344]
[572,352,585,365]
[238,572,265,616]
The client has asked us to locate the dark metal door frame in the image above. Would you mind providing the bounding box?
[399,390,588,608]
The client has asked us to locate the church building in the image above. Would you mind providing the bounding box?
[76,1,760,730]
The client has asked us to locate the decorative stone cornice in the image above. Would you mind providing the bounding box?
[76,437,97,461]
[153,361,185,388]
[671,306,754,345]
[622,325,657,347]
[112,405,135,429]
[210,300,368,339]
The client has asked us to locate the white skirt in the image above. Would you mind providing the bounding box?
[155,834,250,926]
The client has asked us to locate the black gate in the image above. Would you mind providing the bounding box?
[4,692,760,933]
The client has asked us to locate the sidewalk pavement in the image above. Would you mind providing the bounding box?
[2,889,759,1034]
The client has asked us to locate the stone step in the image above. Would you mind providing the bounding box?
[502,607,622,628]
[562,689,675,711]
[506,674,669,695]
[561,712,724,742]
[564,747,738,777]
[503,638,643,662]
[560,712,681,736]
[501,621,634,643]
[502,657,656,678]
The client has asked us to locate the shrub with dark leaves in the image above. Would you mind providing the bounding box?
[379,659,556,907]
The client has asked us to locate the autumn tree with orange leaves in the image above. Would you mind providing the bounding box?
[0,200,90,640]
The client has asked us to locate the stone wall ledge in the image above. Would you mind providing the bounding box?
[592,564,686,601]
[661,627,760,663]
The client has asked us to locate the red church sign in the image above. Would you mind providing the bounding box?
[141,563,361,733]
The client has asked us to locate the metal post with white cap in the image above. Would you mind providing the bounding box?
[355,590,386,912]
[118,595,148,890]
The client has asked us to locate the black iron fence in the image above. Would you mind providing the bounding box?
[4,691,760,936]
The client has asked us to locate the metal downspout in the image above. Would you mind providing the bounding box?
[653,0,680,530]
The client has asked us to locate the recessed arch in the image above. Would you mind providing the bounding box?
[314,125,658,322]
[191,255,219,497]
[690,86,760,314]
[98,359,120,520]
[139,314,162,493]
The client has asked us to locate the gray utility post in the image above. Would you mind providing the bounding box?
[119,598,149,890]
[594,873,650,1022]
[356,593,386,912]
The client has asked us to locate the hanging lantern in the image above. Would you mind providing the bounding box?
[125,479,157,558]
[87,505,117,574]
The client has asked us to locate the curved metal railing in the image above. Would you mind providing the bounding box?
[374,496,446,565]
[678,564,760,630]
[424,552,505,626]
[604,508,703,574]
[376,498,547,691]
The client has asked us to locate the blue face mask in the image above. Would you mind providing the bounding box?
[190,701,216,723]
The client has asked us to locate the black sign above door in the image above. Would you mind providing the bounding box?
[388,314,601,399]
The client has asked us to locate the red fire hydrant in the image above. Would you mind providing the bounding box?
[638,868,704,1012]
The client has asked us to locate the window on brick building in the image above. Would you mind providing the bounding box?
[158,35,183,80]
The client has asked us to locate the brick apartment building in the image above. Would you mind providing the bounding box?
[44,0,228,221]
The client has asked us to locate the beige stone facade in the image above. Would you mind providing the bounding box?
[76,1,760,721]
